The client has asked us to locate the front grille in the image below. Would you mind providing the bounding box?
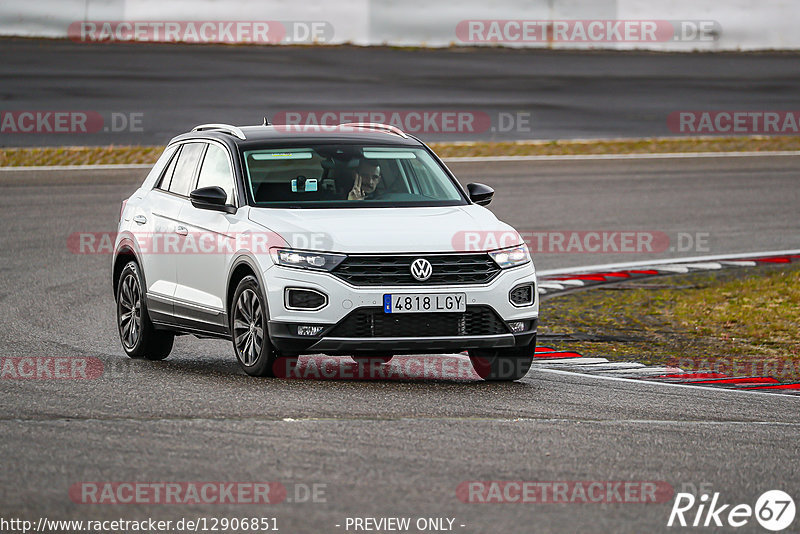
[327,306,509,338]
[332,254,501,286]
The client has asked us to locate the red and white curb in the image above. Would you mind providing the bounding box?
[536,250,800,297]
[534,250,800,396]
[531,347,800,396]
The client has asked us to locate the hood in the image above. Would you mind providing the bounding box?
[246,205,520,253]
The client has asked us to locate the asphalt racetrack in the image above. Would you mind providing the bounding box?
[2,38,800,145]
[0,155,798,532]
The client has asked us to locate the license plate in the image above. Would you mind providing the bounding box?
[383,293,466,314]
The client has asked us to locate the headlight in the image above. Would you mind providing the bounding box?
[489,244,530,269]
[270,248,346,271]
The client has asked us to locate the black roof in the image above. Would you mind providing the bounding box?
[171,124,425,149]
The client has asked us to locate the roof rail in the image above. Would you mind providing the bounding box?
[191,123,247,140]
[339,122,409,139]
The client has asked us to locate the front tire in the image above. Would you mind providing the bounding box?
[230,275,280,377]
[116,261,174,360]
[469,335,536,381]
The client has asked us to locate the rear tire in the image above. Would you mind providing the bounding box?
[116,261,174,360]
[469,335,536,381]
[230,275,280,377]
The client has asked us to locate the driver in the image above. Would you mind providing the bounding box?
[347,160,382,200]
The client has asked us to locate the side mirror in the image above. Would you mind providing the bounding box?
[190,186,236,214]
[467,183,494,206]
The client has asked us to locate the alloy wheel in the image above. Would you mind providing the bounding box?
[118,273,142,350]
[233,288,264,366]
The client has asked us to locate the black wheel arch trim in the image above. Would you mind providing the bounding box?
[227,253,270,320]
[113,236,148,297]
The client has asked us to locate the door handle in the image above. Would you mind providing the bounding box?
[175,226,188,236]
[133,215,147,225]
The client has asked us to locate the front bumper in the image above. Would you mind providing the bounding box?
[262,261,538,355]
[268,317,537,355]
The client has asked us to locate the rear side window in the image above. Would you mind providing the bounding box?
[196,143,235,204]
[146,144,178,189]
[168,143,205,197]
[156,145,182,191]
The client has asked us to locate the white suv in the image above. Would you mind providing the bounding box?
[113,123,538,380]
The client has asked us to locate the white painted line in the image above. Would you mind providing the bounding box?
[567,362,646,370]
[538,249,800,277]
[652,265,690,273]
[531,357,610,365]
[444,150,800,163]
[530,358,587,364]
[596,366,683,375]
[533,368,800,398]
[537,282,565,290]
[720,260,758,267]
[0,163,152,171]
[682,262,723,270]
[555,279,585,287]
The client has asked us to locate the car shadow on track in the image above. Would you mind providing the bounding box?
[111,353,537,387]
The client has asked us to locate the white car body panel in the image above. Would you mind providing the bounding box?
[246,204,521,254]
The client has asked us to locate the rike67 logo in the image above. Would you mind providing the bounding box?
[668,489,795,531]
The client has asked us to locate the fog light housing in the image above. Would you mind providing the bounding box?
[509,283,534,307]
[508,321,526,333]
[296,325,324,336]
[285,288,328,310]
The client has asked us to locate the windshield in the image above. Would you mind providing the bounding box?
[242,145,467,208]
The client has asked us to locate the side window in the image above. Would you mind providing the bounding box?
[168,143,205,197]
[147,144,178,190]
[196,143,236,204]
[156,145,182,190]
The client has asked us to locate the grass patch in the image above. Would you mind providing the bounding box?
[429,135,800,158]
[540,262,800,380]
[0,146,162,167]
[2,135,800,166]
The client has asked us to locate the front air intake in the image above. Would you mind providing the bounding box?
[285,288,327,310]
[509,284,534,307]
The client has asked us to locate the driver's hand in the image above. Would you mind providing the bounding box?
[348,174,366,200]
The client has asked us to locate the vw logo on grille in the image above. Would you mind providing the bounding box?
[410,258,433,281]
